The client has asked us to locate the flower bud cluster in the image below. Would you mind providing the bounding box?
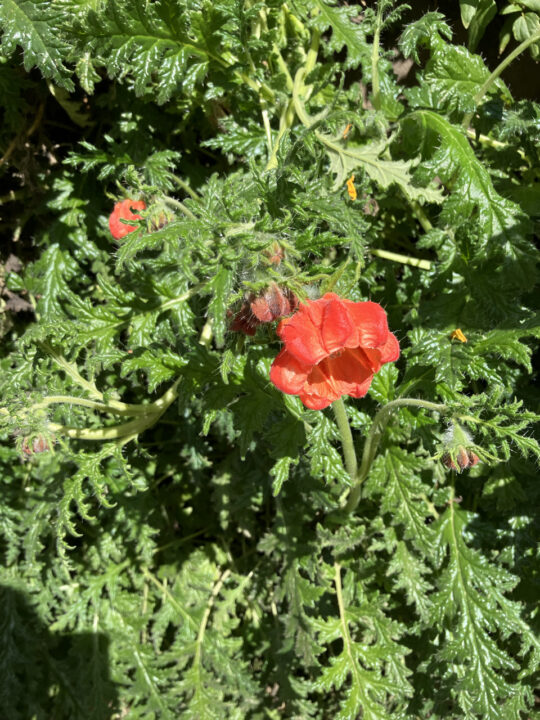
[21,433,54,456]
[440,424,481,473]
[230,284,298,336]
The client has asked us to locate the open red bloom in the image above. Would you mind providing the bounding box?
[108,199,146,239]
[270,293,399,410]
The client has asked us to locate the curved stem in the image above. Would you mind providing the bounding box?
[193,568,231,668]
[332,397,358,482]
[343,398,448,514]
[49,378,181,443]
[31,395,152,417]
[171,175,200,201]
[462,29,540,129]
[163,196,197,221]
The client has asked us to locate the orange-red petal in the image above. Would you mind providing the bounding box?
[345,300,390,349]
[109,199,146,239]
[378,331,400,363]
[269,348,310,395]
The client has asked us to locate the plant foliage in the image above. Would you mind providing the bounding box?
[0,1,539,718]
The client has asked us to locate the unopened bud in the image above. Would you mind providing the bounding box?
[230,284,298,335]
[22,434,54,456]
[264,242,285,266]
[440,424,481,473]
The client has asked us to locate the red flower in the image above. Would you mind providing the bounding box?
[230,285,298,336]
[270,293,399,410]
[108,199,146,239]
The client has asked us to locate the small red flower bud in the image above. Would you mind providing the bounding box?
[229,304,259,336]
[251,285,298,322]
[264,242,285,266]
[230,285,298,335]
[22,434,53,456]
[456,446,470,470]
[468,451,479,467]
[108,199,146,239]
[442,454,458,471]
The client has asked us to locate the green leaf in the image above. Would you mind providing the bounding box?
[399,12,452,62]
[431,504,537,717]
[467,0,497,51]
[78,0,240,104]
[0,0,74,89]
[322,135,443,204]
[513,12,540,58]
[311,0,367,70]
[408,110,526,246]
[417,44,511,113]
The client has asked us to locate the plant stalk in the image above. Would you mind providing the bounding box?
[371,2,384,111]
[342,397,448,514]
[332,397,358,482]
[462,29,540,128]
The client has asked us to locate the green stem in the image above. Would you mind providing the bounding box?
[193,568,231,668]
[31,395,152,417]
[163,196,197,221]
[371,248,431,270]
[408,199,433,233]
[265,99,295,170]
[371,2,384,111]
[334,562,365,699]
[48,378,181,443]
[238,72,275,102]
[171,175,200,201]
[304,26,320,77]
[343,398,448,514]
[462,29,540,128]
[273,45,294,91]
[332,397,358,482]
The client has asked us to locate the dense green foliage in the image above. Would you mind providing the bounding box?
[0,1,539,718]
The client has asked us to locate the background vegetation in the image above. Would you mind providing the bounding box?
[0,1,539,718]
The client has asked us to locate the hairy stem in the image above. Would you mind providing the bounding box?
[48,378,181,443]
[31,395,152,417]
[171,175,201,201]
[163,196,197,220]
[332,397,358,482]
[371,2,384,111]
[343,398,448,514]
[462,29,540,128]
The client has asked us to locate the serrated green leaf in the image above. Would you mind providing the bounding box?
[0,0,74,89]
[408,110,526,245]
[322,135,443,204]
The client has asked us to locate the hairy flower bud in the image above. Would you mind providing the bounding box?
[22,434,54,456]
[230,284,298,336]
[264,242,285,266]
[440,424,481,473]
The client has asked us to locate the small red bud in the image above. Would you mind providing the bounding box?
[456,446,470,470]
[265,243,285,265]
[22,434,53,456]
[230,285,298,335]
[108,199,146,239]
[468,451,479,467]
[442,454,458,471]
